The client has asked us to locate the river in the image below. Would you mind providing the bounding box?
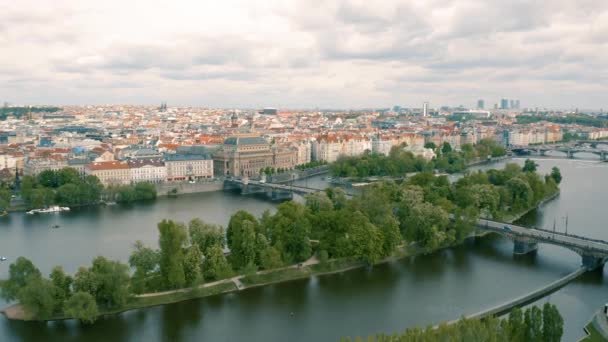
[0,157,606,341]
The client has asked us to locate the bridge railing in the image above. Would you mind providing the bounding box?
[480,225,608,255]
[478,219,608,245]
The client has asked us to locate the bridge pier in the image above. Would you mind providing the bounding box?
[601,151,607,161]
[514,240,538,255]
[567,150,574,159]
[581,254,606,271]
[268,190,293,201]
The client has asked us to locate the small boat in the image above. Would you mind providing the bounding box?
[0,257,7,261]
[52,224,60,229]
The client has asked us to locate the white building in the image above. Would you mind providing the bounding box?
[128,159,166,184]
[165,154,213,182]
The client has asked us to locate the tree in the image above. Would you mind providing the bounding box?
[337,211,384,264]
[18,277,58,319]
[506,177,533,211]
[0,257,42,301]
[441,142,452,154]
[50,266,73,304]
[129,241,160,277]
[0,188,10,213]
[259,246,283,270]
[128,240,160,293]
[203,245,232,280]
[55,183,81,207]
[325,188,348,210]
[424,142,436,150]
[550,167,562,184]
[265,202,312,263]
[469,184,500,218]
[188,219,225,254]
[522,159,538,173]
[227,210,259,247]
[542,303,563,342]
[524,305,544,342]
[63,291,99,324]
[508,307,525,341]
[134,182,157,200]
[228,219,257,270]
[158,220,187,289]
[183,245,203,286]
[73,257,130,309]
[116,185,137,203]
[304,192,334,213]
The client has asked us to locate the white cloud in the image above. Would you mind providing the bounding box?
[0,0,607,109]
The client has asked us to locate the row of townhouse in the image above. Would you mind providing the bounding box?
[506,127,563,146]
[23,153,214,186]
[86,156,214,186]
[579,128,608,140]
[312,135,372,162]
[371,133,425,156]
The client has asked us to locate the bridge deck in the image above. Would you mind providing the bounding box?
[477,219,608,256]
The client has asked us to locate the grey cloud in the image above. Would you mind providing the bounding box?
[160,69,259,81]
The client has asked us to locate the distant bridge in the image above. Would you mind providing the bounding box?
[224,178,356,200]
[511,142,608,160]
[477,218,608,270]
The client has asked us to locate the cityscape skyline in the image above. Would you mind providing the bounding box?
[1,0,607,109]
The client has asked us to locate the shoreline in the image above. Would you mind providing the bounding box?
[0,237,474,322]
[1,156,512,215]
[1,190,561,323]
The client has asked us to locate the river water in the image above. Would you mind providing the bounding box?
[0,157,606,341]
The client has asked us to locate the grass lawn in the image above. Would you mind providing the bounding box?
[583,323,608,342]
[123,282,237,311]
[240,268,311,286]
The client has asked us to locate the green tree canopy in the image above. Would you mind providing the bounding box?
[0,257,42,301]
[73,256,130,309]
[158,220,188,289]
[63,291,99,324]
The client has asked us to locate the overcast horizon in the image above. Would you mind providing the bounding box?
[1,0,607,110]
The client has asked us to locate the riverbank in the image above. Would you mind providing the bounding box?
[2,186,562,323]
[582,311,608,341]
[503,189,560,224]
[0,239,467,322]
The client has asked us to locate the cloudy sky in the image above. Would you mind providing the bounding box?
[1,0,607,109]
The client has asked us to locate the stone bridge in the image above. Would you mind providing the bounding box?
[224,178,354,200]
[477,218,608,270]
[511,142,608,160]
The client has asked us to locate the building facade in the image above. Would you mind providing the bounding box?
[165,153,213,182]
[85,161,131,186]
[128,159,166,184]
[213,135,297,177]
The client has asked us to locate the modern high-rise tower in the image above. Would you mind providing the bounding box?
[500,99,509,110]
[422,102,429,117]
[477,99,485,109]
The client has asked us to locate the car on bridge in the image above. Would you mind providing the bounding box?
[503,226,512,232]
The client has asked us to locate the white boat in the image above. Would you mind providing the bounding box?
[0,257,7,261]
[27,206,70,214]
